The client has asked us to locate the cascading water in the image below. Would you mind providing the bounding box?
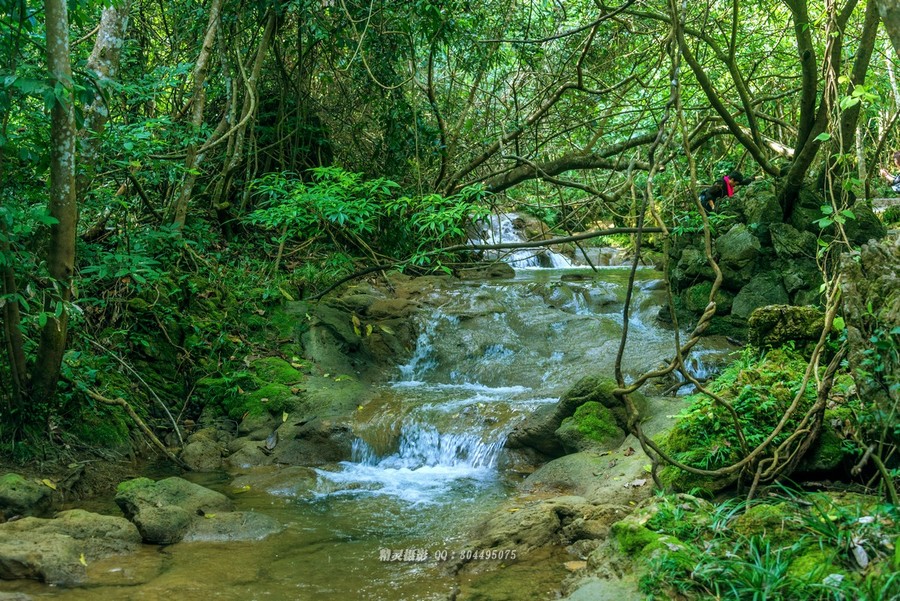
[469,212,574,268]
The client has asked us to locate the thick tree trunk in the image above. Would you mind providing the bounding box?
[30,0,77,404]
[875,0,900,56]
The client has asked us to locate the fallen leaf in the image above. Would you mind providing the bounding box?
[564,561,587,572]
[41,479,57,490]
[365,324,373,336]
[282,412,289,422]
[624,447,635,456]
[79,553,87,567]
[233,485,251,493]
[378,324,395,334]
[507,508,520,513]
[204,513,217,519]
[851,544,869,569]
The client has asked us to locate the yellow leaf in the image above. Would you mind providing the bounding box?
[365,324,373,336]
[353,326,361,336]
[282,412,289,422]
[278,287,294,301]
[357,405,364,411]
[41,479,57,490]
[507,508,520,513]
[378,324,395,334]
[204,513,217,519]
[79,553,87,567]
[260,397,270,403]
[351,315,361,327]
[233,485,251,493]
[323,373,330,378]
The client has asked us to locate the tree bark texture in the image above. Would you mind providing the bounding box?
[30,0,77,405]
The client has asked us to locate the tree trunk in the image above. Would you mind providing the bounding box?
[77,1,132,197]
[30,0,77,405]
[171,0,225,228]
[875,0,900,56]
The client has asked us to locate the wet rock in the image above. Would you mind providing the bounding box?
[229,466,318,497]
[469,497,589,553]
[225,442,274,470]
[731,272,789,319]
[457,263,516,280]
[507,377,647,458]
[270,417,355,466]
[180,438,226,472]
[747,305,825,350]
[183,511,282,542]
[561,577,643,601]
[0,473,51,519]
[115,477,234,544]
[238,412,277,440]
[680,281,734,315]
[0,509,140,585]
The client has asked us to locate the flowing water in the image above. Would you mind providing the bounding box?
[2,259,731,600]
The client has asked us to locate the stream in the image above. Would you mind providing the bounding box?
[1,226,730,600]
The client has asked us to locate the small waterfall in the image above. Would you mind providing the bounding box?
[471,213,573,268]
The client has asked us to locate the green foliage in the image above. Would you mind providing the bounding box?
[670,209,736,237]
[663,347,817,474]
[248,167,490,269]
[637,489,900,601]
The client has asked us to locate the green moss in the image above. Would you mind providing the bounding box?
[251,357,304,385]
[732,503,800,547]
[786,548,837,582]
[116,477,155,495]
[572,402,620,441]
[659,347,817,492]
[68,406,131,448]
[612,520,660,556]
[682,282,734,314]
[245,382,300,415]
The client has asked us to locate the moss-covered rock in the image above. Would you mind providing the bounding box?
[732,502,801,547]
[747,304,825,351]
[611,520,660,556]
[555,402,625,453]
[0,474,51,518]
[681,281,734,315]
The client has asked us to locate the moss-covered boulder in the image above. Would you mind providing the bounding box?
[555,402,625,453]
[0,474,51,519]
[0,509,140,584]
[681,281,734,315]
[115,477,234,544]
[507,375,647,458]
[732,502,801,547]
[658,348,816,494]
[747,304,825,351]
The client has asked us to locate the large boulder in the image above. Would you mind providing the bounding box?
[731,272,789,319]
[747,305,825,350]
[0,509,140,585]
[770,223,817,259]
[506,376,647,458]
[843,204,887,246]
[0,474,51,519]
[716,223,761,271]
[114,477,233,544]
[182,511,282,542]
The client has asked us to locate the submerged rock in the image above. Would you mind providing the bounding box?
[0,473,51,519]
[183,511,282,542]
[0,509,140,585]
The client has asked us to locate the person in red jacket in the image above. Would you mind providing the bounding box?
[699,171,753,213]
